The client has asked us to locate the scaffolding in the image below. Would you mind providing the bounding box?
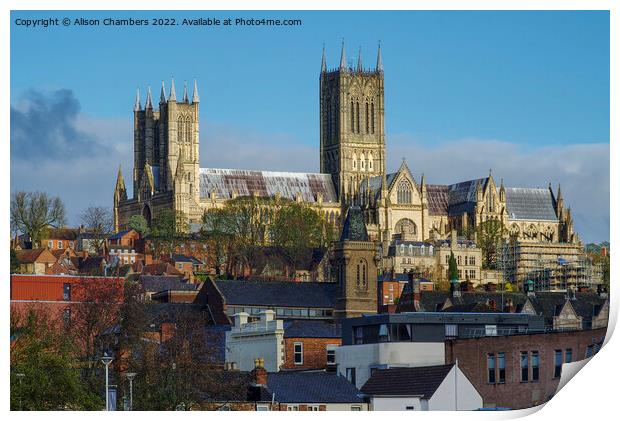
[497,239,594,292]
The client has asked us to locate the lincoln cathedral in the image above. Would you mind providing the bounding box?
[113,42,578,248]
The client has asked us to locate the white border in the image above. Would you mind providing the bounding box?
[2,1,616,420]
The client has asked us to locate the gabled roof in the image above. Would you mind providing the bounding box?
[171,254,203,264]
[283,320,341,338]
[505,187,558,221]
[142,262,184,277]
[266,371,364,403]
[361,364,455,398]
[108,229,134,240]
[214,279,338,308]
[199,168,338,203]
[15,248,56,264]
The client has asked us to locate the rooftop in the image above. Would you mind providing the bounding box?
[360,364,454,398]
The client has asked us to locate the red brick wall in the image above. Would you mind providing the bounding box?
[11,274,124,302]
[282,337,341,370]
[445,328,607,409]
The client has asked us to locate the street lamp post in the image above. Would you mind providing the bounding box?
[124,372,137,411]
[101,352,114,411]
[16,373,25,411]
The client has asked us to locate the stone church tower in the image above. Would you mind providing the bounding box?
[332,206,379,319]
[114,79,202,232]
[320,42,386,204]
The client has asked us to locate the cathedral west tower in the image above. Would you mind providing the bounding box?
[320,42,386,204]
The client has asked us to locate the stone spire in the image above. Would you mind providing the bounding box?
[169,77,177,101]
[357,46,363,72]
[134,88,141,111]
[145,86,153,109]
[339,39,347,70]
[160,80,166,103]
[376,41,383,72]
[192,79,200,103]
[183,81,189,103]
[115,165,127,198]
[321,44,327,73]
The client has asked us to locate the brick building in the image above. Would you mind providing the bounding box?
[10,274,124,328]
[444,327,607,409]
[281,320,341,370]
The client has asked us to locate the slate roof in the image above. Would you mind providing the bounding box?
[505,187,558,221]
[171,254,203,264]
[214,279,338,308]
[267,371,364,403]
[426,184,449,215]
[283,320,341,338]
[360,364,454,398]
[340,206,369,241]
[140,275,199,293]
[448,178,487,206]
[199,168,338,203]
[108,230,131,240]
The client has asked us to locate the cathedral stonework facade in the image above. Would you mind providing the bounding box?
[114,42,578,248]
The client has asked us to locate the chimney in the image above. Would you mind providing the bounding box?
[234,312,249,328]
[504,298,515,313]
[260,309,275,323]
[407,270,421,311]
[251,358,267,386]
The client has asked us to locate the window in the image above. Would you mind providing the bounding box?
[487,354,496,383]
[287,405,299,411]
[378,324,389,342]
[69,241,74,249]
[445,324,458,338]
[63,283,71,301]
[256,404,270,411]
[554,350,562,378]
[326,345,337,366]
[521,352,529,382]
[397,180,412,204]
[294,342,303,365]
[485,325,498,336]
[565,348,572,363]
[531,351,539,381]
[405,406,415,410]
[586,345,594,358]
[354,327,363,345]
[58,241,62,249]
[498,352,506,383]
[351,406,362,411]
[48,240,53,249]
[346,367,356,385]
[457,255,462,265]
[309,405,320,411]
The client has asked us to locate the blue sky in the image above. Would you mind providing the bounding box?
[10,10,610,242]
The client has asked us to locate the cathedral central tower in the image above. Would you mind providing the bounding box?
[320,42,386,204]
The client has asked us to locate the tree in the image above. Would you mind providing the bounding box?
[11,249,20,273]
[269,201,333,271]
[448,251,458,281]
[79,206,113,254]
[128,215,150,237]
[150,210,189,256]
[476,219,506,270]
[201,208,234,275]
[10,308,102,410]
[10,191,66,248]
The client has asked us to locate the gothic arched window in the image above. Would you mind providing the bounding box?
[356,101,360,133]
[177,117,184,144]
[350,101,355,133]
[365,102,369,134]
[397,180,413,204]
[371,101,375,134]
[356,258,367,288]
